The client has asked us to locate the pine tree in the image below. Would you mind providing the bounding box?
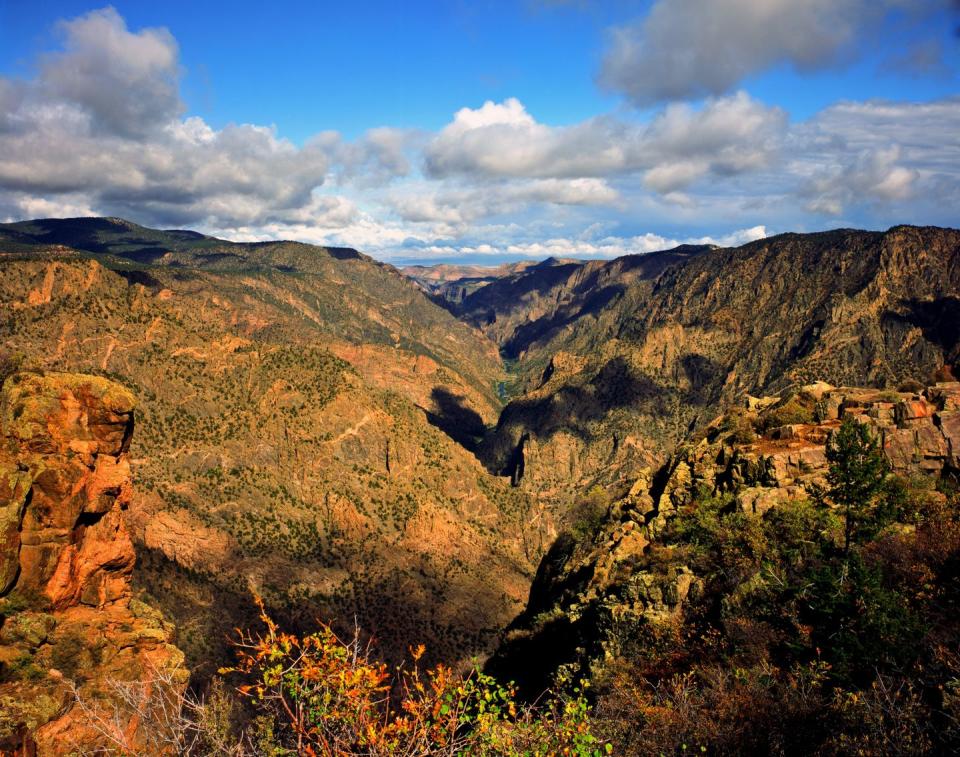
[826,417,889,553]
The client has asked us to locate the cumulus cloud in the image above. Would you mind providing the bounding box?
[790,98,960,215]
[0,8,403,230]
[386,225,770,262]
[599,0,941,105]
[333,126,417,185]
[802,147,917,215]
[391,178,620,225]
[424,93,785,192]
[41,7,182,137]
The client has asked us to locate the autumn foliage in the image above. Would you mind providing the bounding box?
[221,597,609,756]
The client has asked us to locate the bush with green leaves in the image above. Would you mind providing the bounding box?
[219,597,611,756]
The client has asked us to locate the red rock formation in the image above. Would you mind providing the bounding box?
[0,372,185,755]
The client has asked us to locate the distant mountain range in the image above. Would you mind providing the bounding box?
[401,257,581,307]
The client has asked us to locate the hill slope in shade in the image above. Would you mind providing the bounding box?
[402,257,580,308]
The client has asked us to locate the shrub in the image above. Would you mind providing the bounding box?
[759,393,816,432]
[570,486,609,540]
[897,379,925,393]
[0,350,24,387]
[720,409,756,444]
[221,597,609,756]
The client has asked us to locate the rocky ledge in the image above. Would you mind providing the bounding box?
[645,380,960,528]
[0,372,185,755]
[488,380,960,698]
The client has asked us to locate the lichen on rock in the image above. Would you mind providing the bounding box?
[0,371,185,755]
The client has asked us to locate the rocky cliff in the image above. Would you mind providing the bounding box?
[484,226,960,522]
[488,379,960,699]
[0,371,184,755]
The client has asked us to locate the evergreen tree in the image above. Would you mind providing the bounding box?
[826,417,889,553]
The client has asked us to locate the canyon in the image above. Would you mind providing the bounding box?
[1,218,959,752]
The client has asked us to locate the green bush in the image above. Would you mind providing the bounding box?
[759,393,816,432]
[570,486,609,540]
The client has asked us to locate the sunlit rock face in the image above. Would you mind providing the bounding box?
[0,372,185,756]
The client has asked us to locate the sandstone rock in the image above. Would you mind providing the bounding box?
[800,381,835,401]
[622,471,656,517]
[736,486,803,517]
[746,395,779,412]
[649,382,956,523]
[0,372,185,755]
[895,398,935,425]
[884,427,918,470]
[0,461,30,595]
[770,424,801,440]
[139,507,233,573]
[939,411,960,469]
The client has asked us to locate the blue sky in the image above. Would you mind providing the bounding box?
[0,1,958,262]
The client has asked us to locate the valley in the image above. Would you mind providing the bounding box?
[1,217,959,753]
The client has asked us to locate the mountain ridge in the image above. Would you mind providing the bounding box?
[0,218,545,685]
[2,216,960,753]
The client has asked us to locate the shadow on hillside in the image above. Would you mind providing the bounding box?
[903,297,960,365]
[457,246,713,359]
[484,354,726,482]
[484,534,591,699]
[500,284,626,359]
[137,544,508,689]
[423,386,487,453]
[9,217,203,263]
[323,565,509,672]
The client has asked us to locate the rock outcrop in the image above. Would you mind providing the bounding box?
[489,380,960,699]
[646,381,960,530]
[0,372,185,755]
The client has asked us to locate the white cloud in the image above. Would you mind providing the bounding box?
[424,93,785,192]
[41,7,182,137]
[789,98,960,215]
[696,225,768,246]
[599,0,942,106]
[803,147,917,215]
[382,225,770,262]
[0,8,404,230]
[390,178,620,224]
[0,193,96,223]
